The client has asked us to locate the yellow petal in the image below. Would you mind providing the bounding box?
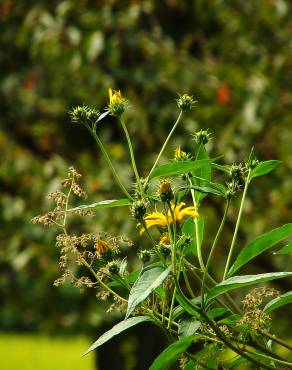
[109,88,113,103]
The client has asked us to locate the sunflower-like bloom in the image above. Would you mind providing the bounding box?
[140,202,198,234]
[108,88,128,116]
[109,88,123,105]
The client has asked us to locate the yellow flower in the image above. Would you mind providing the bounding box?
[174,146,189,161]
[109,88,123,104]
[108,88,127,116]
[140,202,198,234]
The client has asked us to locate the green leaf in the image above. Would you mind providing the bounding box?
[178,315,200,338]
[212,163,231,173]
[208,307,229,319]
[149,336,194,370]
[273,242,292,255]
[219,314,241,326]
[108,270,139,288]
[149,159,212,180]
[182,217,204,256]
[263,291,292,313]
[228,224,292,276]
[173,296,201,320]
[68,198,131,212]
[206,272,292,301]
[126,266,171,318]
[83,316,150,355]
[181,185,224,197]
[250,160,281,180]
[194,144,211,202]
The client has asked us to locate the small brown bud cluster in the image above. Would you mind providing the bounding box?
[237,287,280,337]
[159,180,174,203]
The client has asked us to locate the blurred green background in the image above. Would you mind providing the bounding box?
[1,1,291,369]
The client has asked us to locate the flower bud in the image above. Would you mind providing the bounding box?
[174,146,191,161]
[159,180,174,203]
[131,200,147,220]
[107,261,119,275]
[69,105,99,125]
[138,249,152,263]
[108,88,129,117]
[229,163,244,181]
[158,244,171,258]
[193,129,211,145]
[176,94,197,112]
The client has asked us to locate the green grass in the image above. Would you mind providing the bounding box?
[0,334,95,370]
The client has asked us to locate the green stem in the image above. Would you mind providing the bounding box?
[81,258,127,303]
[119,117,143,194]
[182,262,196,299]
[145,110,183,187]
[167,286,177,329]
[175,280,277,370]
[188,176,205,271]
[85,124,133,200]
[201,198,230,308]
[167,202,178,273]
[260,330,292,351]
[223,169,251,280]
[141,219,167,267]
[245,348,292,367]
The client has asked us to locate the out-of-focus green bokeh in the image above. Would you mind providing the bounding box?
[1,1,291,369]
[0,334,94,370]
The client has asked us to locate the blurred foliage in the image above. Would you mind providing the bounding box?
[1,0,291,346]
[0,334,94,370]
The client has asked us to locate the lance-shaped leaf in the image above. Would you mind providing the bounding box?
[263,291,292,313]
[228,224,292,276]
[68,198,131,212]
[206,272,292,301]
[83,316,150,355]
[181,185,224,197]
[148,159,212,180]
[126,266,171,318]
[149,336,195,370]
[250,160,281,181]
[178,315,201,338]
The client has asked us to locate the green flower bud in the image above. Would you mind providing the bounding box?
[138,249,152,263]
[176,94,197,112]
[107,261,119,275]
[131,200,147,220]
[69,105,99,125]
[193,129,211,145]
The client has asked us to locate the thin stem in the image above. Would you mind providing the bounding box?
[167,202,178,273]
[260,330,292,351]
[245,347,292,367]
[174,279,277,370]
[85,124,133,200]
[182,263,196,299]
[145,110,183,186]
[140,219,167,267]
[81,257,127,303]
[201,198,230,308]
[119,117,143,194]
[188,176,205,271]
[167,286,177,329]
[223,169,251,280]
[199,311,277,370]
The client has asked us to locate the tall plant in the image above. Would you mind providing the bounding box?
[33,90,292,369]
